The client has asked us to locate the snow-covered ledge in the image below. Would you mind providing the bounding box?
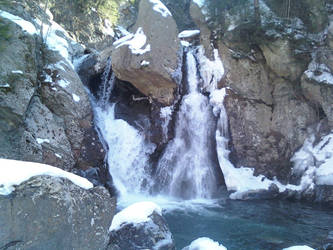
[0,159,93,195]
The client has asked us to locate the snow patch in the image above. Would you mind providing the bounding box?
[197,47,225,93]
[304,60,333,85]
[58,79,70,88]
[140,60,150,66]
[149,0,172,17]
[186,237,227,250]
[178,30,200,39]
[109,201,162,231]
[114,27,151,55]
[55,153,62,159]
[0,159,93,195]
[193,0,205,8]
[283,246,315,250]
[181,41,190,47]
[36,138,50,144]
[35,18,74,68]
[0,83,10,88]
[292,133,333,187]
[72,94,80,102]
[0,10,37,35]
[11,70,23,74]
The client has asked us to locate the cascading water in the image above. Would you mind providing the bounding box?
[92,45,228,201]
[94,59,156,197]
[155,48,220,199]
[98,57,115,108]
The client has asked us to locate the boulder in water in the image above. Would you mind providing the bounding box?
[0,161,116,249]
[107,201,175,250]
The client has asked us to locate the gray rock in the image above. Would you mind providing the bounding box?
[111,0,182,105]
[107,211,175,250]
[260,39,308,81]
[0,5,106,175]
[0,175,116,250]
[301,74,333,127]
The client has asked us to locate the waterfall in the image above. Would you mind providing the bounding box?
[93,57,156,197]
[154,49,219,199]
[93,45,230,201]
[98,57,115,108]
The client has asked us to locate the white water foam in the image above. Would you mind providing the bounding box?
[94,104,156,197]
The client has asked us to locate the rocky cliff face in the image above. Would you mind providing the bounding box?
[0,0,107,181]
[186,0,333,201]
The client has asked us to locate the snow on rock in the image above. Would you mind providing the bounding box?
[304,60,333,85]
[292,132,333,187]
[109,201,162,231]
[72,93,80,102]
[193,0,205,8]
[36,138,50,144]
[197,47,225,93]
[0,10,37,35]
[11,70,23,74]
[185,237,227,250]
[55,153,62,159]
[210,88,300,200]
[35,18,74,68]
[181,41,191,47]
[0,83,10,88]
[149,0,172,17]
[113,27,151,55]
[140,60,150,66]
[0,159,93,195]
[283,246,315,250]
[178,30,200,39]
[57,79,70,88]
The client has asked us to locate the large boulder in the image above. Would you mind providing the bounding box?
[111,0,182,105]
[107,201,175,250]
[0,175,116,250]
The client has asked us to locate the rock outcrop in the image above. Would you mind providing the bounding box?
[0,175,116,250]
[0,1,106,176]
[188,0,328,185]
[111,0,182,105]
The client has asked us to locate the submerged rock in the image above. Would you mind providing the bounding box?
[107,201,175,250]
[0,175,116,250]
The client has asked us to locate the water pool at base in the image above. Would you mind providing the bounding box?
[163,199,333,250]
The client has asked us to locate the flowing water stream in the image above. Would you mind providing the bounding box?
[91,46,333,249]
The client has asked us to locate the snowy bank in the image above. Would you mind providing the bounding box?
[0,159,93,195]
